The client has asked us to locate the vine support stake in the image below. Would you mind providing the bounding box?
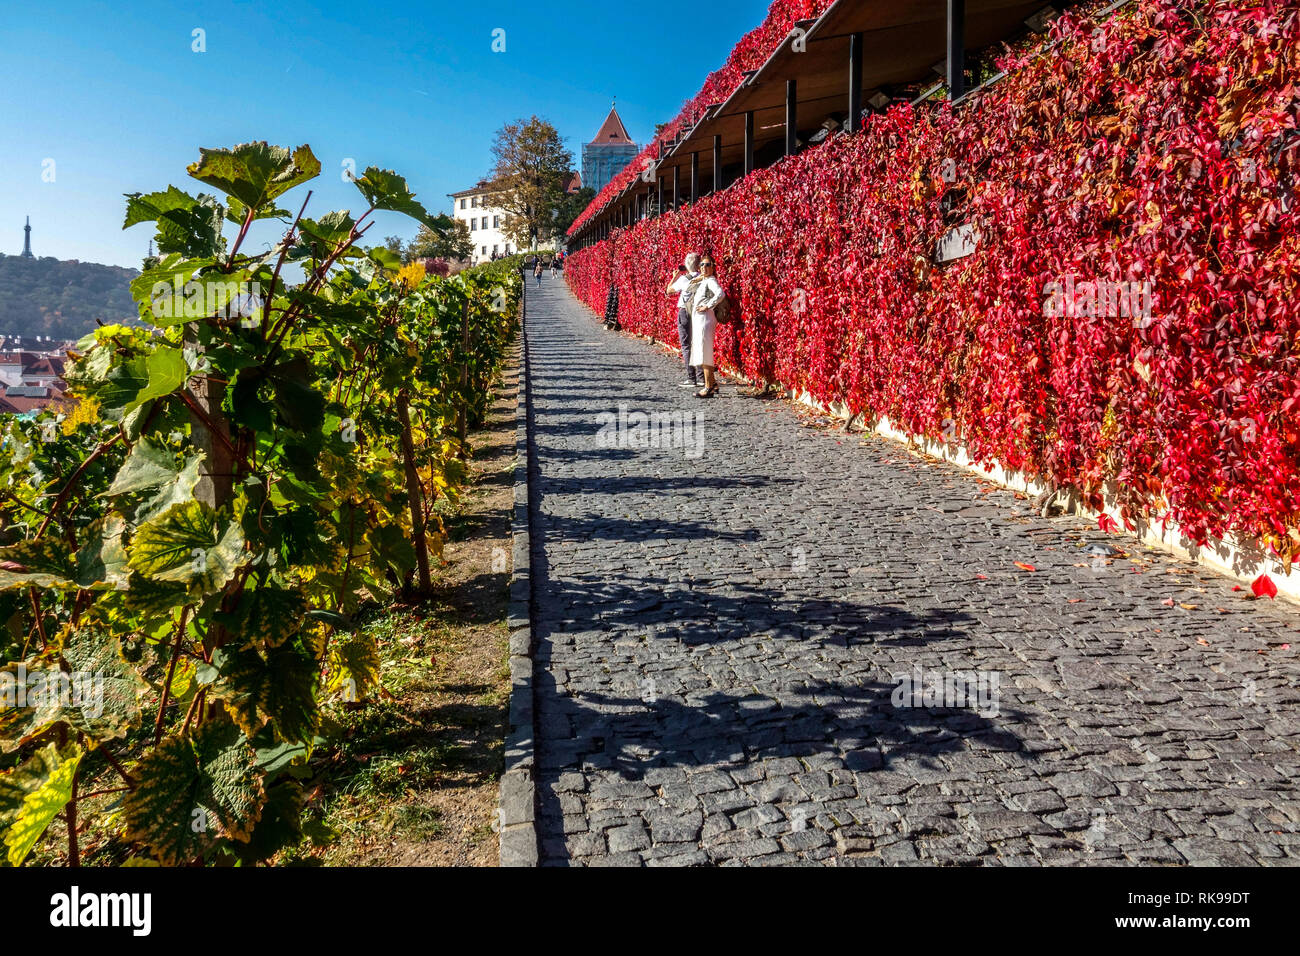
[184,322,234,509]
[397,389,432,596]
[457,299,470,448]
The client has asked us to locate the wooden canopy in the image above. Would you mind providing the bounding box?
[570,0,1070,246]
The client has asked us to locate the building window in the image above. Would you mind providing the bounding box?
[470,220,476,231]
[460,198,466,209]
[492,244,498,255]
[481,216,488,229]
[481,245,487,256]
[494,215,501,228]
[471,196,478,208]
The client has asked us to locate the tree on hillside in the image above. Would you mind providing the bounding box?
[490,117,574,249]
[404,220,474,263]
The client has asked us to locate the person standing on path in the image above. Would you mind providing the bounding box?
[690,256,725,398]
[534,260,544,287]
[666,253,701,388]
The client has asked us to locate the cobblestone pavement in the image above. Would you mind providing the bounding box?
[525,277,1300,867]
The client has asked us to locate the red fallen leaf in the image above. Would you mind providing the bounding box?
[1251,574,1278,599]
[1281,643,1291,650]
[1067,598,1083,603]
[1097,514,1119,533]
[1196,638,1210,646]
[1162,598,1175,606]
[1014,562,1036,572]
[1232,585,1243,591]
[976,573,989,579]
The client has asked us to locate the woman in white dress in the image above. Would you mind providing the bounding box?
[689,256,724,398]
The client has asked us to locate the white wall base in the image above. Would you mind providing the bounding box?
[789,388,1300,607]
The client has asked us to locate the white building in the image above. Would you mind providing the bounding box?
[448,182,526,266]
[448,173,580,265]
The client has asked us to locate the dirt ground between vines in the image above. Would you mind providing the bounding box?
[314,347,518,867]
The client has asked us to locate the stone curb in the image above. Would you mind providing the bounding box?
[498,281,538,866]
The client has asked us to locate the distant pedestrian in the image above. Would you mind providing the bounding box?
[534,260,544,287]
[604,282,620,330]
[666,253,701,387]
[690,255,725,398]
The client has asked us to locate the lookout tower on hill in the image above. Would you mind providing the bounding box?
[20,217,33,259]
[581,102,638,194]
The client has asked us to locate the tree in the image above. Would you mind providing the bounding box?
[404,220,474,263]
[551,186,596,238]
[383,235,406,258]
[490,117,574,249]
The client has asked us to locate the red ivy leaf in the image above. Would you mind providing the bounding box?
[1251,573,1278,599]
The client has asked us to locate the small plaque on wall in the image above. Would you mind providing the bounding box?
[935,223,979,263]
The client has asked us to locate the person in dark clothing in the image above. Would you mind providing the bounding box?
[604,283,620,330]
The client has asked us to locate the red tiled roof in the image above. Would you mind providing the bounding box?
[2,395,58,413]
[0,396,18,414]
[587,107,634,147]
[23,357,61,376]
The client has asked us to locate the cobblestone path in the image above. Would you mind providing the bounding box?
[525,277,1300,866]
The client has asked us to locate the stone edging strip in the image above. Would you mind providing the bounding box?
[499,280,538,866]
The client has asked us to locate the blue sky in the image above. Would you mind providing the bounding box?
[0,0,770,268]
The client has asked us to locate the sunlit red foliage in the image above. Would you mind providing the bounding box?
[566,0,1300,560]
[567,0,836,237]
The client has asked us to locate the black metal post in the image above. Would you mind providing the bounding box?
[673,164,681,211]
[744,111,754,174]
[713,135,722,192]
[786,79,798,156]
[849,32,864,133]
[690,152,699,203]
[948,0,966,100]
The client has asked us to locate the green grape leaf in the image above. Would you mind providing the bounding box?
[325,631,380,702]
[74,514,129,590]
[128,501,245,594]
[352,167,430,222]
[60,627,150,742]
[121,717,265,865]
[123,573,190,626]
[0,742,82,866]
[128,256,214,309]
[213,584,308,650]
[226,778,305,864]
[268,358,325,434]
[367,247,403,272]
[215,635,320,742]
[369,523,416,581]
[0,538,77,591]
[187,142,321,213]
[123,187,226,259]
[0,630,148,752]
[297,211,356,248]
[121,348,186,413]
[105,439,204,527]
[224,196,290,226]
[105,437,181,497]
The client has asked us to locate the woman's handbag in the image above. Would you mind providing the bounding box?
[713,294,735,324]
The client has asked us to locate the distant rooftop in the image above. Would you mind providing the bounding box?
[587,106,635,148]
